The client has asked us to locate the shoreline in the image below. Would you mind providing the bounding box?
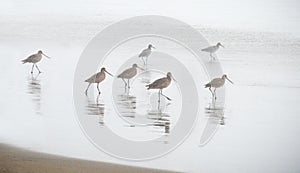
[0,143,175,173]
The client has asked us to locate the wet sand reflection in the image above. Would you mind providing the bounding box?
[85,94,105,125]
[199,102,225,146]
[116,92,172,135]
[27,73,42,115]
[116,94,136,118]
[147,111,171,134]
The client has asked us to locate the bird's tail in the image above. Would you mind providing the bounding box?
[204,83,211,88]
[21,59,27,64]
[84,78,92,83]
[145,84,150,90]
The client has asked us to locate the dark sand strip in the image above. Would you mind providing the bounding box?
[0,144,176,173]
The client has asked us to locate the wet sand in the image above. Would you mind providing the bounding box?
[0,144,174,173]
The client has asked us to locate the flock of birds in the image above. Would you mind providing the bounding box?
[21,42,233,105]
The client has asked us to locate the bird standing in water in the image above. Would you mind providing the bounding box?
[85,67,113,95]
[146,72,176,102]
[21,50,51,74]
[205,74,233,101]
[201,42,224,61]
[139,44,155,67]
[117,64,144,89]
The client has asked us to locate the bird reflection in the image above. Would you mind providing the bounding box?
[85,94,105,125]
[205,107,225,126]
[147,111,171,134]
[116,94,136,118]
[139,71,151,84]
[199,105,225,146]
[27,73,42,115]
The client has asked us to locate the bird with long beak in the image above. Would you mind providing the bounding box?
[146,72,176,102]
[139,44,155,66]
[117,64,144,89]
[85,67,113,95]
[205,74,233,101]
[201,42,224,61]
[21,50,51,74]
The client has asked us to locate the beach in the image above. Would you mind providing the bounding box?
[0,144,174,173]
[0,0,300,172]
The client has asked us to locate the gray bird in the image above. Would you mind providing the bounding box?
[205,74,233,100]
[146,72,176,101]
[85,67,113,95]
[117,64,144,89]
[21,50,51,74]
[201,42,224,61]
[139,44,155,66]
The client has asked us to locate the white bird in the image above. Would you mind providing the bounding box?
[139,44,155,66]
[146,72,176,101]
[85,67,113,95]
[205,74,233,100]
[117,64,144,89]
[21,50,51,74]
[201,42,224,61]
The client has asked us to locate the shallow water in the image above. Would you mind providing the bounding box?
[1,16,300,172]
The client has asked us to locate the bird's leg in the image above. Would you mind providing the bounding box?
[97,83,101,94]
[35,64,42,73]
[209,87,214,99]
[161,90,172,101]
[158,90,161,110]
[209,87,216,108]
[127,79,130,89]
[141,57,146,66]
[213,88,217,101]
[31,64,35,74]
[158,90,161,103]
[122,78,128,93]
[145,57,148,66]
[122,78,127,88]
[210,53,216,60]
[96,94,100,105]
[85,83,91,95]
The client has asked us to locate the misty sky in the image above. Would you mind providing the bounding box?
[1,0,299,35]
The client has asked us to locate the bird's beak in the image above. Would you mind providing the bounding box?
[137,66,145,71]
[152,46,156,49]
[42,53,51,59]
[172,76,177,82]
[105,70,113,77]
[226,77,233,84]
[220,44,225,48]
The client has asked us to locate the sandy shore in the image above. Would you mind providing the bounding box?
[0,144,175,173]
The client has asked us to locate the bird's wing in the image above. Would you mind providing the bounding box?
[210,78,223,86]
[147,78,166,89]
[139,49,150,57]
[117,68,133,78]
[85,73,98,83]
[22,54,35,63]
[201,46,216,52]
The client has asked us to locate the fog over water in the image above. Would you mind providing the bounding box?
[0,0,300,172]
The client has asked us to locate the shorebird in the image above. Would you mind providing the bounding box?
[205,74,233,100]
[201,42,224,61]
[146,72,176,102]
[139,44,155,66]
[21,50,51,73]
[117,64,144,89]
[85,67,113,94]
